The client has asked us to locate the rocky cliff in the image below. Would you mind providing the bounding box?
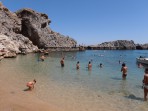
[0,2,38,55]
[87,40,148,50]
[136,43,148,50]
[97,40,136,50]
[15,8,77,48]
[0,2,77,58]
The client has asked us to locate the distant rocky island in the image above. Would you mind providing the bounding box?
[0,2,148,59]
[87,40,148,50]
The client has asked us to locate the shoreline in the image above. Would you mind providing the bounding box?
[0,76,62,111]
[0,50,148,111]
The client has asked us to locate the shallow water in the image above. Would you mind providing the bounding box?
[1,50,148,111]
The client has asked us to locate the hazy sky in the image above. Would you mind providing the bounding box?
[1,0,148,45]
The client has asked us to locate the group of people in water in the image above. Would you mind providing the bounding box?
[60,57,102,70]
[27,54,148,101]
[120,59,148,101]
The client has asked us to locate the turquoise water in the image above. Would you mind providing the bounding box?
[1,50,148,111]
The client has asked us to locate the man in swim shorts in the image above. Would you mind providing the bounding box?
[143,68,148,101]
[121,63,128,79]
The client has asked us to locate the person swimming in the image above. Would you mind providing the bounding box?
[99,63,103,68]
[119,60,121,64]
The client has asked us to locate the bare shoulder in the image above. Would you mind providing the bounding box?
[144,74,148,77]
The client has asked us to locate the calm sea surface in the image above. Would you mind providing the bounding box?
[1,50,148,111]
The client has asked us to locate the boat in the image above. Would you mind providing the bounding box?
[136,56,148,64]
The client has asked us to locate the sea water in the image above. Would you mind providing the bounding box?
[0,50,148,111]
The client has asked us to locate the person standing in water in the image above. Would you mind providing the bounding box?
[119,60,121,64]
[143,68,148,101]
[40,55,45,61]
[60,57,65,67]
[121,63,128,80]
[88,61,92,70]
[76,61,80,70]
[99,63,103,68]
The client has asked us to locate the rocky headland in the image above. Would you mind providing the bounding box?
[0,2,77,59]
[87,40,148,50]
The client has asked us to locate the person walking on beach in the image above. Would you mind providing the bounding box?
[121,63,128,79]
[88,61,92,70]
[142,68,148,101]
[76,61,80,70]
[26,79,36,91]
[60,57,65,67]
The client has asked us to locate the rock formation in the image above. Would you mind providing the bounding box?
[87,40,148,50]
[0,2,77,58]
[15,8,77,48]
[96,40,136,50]
[136,43,148,50]
[0,2,38,57]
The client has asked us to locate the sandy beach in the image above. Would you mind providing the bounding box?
[0,77,62,111]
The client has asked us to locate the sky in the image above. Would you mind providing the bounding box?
[1,0,148,45]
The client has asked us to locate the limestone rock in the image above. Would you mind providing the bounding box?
[0,2,38,57]
[0,2,77,59]
[97,40,136,50]
[15,8,77,48]
[136,43,148,50]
